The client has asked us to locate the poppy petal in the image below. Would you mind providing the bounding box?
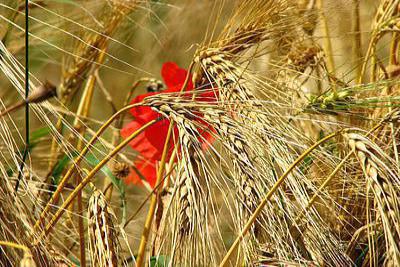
[120,120,161,160]
[129,92,159,122]
[197,89,218,103]
[125,160,157,188]
[144,118,178,159]
[121,61,218,189]
[125,167,143,185]
[162,62,193,91]
[125,160,157,187]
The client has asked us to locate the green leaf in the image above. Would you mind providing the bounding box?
[68,255,80,267]
[85,153,127,223]
[48,144,127,221]
[150,255,169,267]
[29,126,51,149]
[300,155,313,173]
[85,154,123,190]
[52,153,77,184]
[30,126,51,142]
[6,168,13,177]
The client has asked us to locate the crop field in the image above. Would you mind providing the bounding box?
[0,0,400,266]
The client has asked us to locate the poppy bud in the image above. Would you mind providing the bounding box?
[111,162,130,179]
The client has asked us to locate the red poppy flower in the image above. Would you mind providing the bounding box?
[121,62,217,187]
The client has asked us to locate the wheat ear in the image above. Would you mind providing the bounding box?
[345,132,400,265]
[87,184,121,266]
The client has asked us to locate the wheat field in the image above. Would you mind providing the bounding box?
[0,0,400,266]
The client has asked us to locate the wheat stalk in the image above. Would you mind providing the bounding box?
[359,0,400,83]
[142,101,217,266]
[194,35,351,265]
[195,52,337,263]
[0,164,72,265]
[194,57,265,260]
[2,1,400,266]
[58,1,137,105]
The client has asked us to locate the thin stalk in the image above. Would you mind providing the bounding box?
[33,103,143,233]
[219,131,340,267]
[389,4,399,67]
[46,118,63,181]
[0,241,28,251]
[292,119,386,228]
[317,0,336,78]
[359,40,374,84]
[66,161,178,253]
[72,71,97,267]
[352,0,362,78]
[69,73,95,267]
[390,34,399,66]
[95,71,117,113]
[164,146,178,188]
[104,77,152,198]
[118,78,152,129]
[15,0,30,192]
[72,49,106,267]
[346,223,377,254]
[34,119,159,242]
[366,184,375,265]
[294,152,352,225]
[123,148,178,229]
[388,32,399,173]
[135,124,174,267]
[370,53,377,82]
[135,61,194,267]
